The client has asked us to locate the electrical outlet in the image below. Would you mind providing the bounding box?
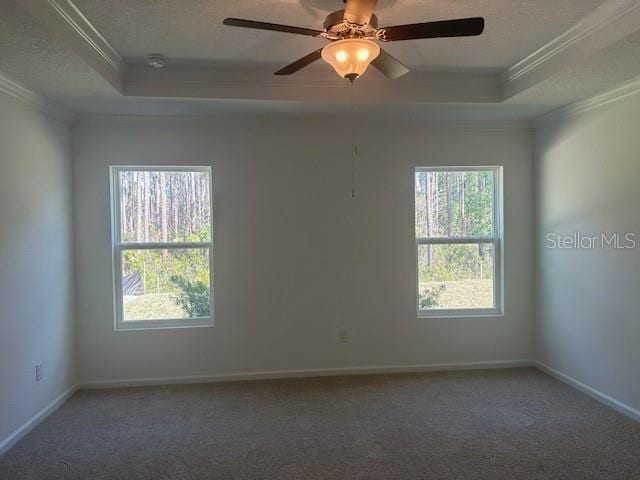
[35,363,43,382]
[339,329,349,344]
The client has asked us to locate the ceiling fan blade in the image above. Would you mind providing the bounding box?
[371,49,409,79]
[223,18,323,37]
[379,17,485,42]
[274,48,324,75]
[344,0,378,26]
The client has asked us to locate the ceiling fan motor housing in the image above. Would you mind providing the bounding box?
[324,9,378,39]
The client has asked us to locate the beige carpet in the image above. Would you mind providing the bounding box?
[1,368,639,479]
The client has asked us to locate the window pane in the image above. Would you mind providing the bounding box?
[418,243,494,310]
[119,170,211,243]
[415,170,494,238]
[121,248,211,321]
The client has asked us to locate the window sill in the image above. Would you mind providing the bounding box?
[417,310,504,319]
[115,318,215,332]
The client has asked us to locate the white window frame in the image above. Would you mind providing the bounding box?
[110,166,214,331]
[415,166,503,318]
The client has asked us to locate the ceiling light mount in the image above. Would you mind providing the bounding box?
[146,54,167,69]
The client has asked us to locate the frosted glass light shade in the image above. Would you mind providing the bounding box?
[321,39,380,80]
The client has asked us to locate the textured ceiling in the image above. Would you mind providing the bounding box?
[2,0,637,119]
[0,1,117,102]
[72,0,603,70]
[508,29,640,112]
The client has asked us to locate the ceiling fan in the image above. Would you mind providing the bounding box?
[223,0,484,81]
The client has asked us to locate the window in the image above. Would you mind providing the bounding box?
[415,167,502,317]
[110,166,214,330]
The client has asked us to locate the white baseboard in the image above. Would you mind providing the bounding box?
[0,385,78,456]
[535,361,640,423]
[79,359,535,389]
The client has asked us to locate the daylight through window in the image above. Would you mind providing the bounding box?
[111,167,213,329]
[415,167,502,316]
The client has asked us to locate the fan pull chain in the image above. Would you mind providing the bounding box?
[350,80,357,199]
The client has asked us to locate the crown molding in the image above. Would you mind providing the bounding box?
[16,0,125,92]
[0,71,73,123]
[502,0,640,99]
[533,75,640,129]
[46,0,122,72]
[505,0,640,84]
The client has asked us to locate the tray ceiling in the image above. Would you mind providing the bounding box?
[72,0,602,69]
[4,0,640,120]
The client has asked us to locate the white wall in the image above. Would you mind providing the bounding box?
[73,113,534,384]
[0,93,75,448]
[535,95,640,414]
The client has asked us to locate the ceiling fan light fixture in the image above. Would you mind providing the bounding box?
[321,39,380,80]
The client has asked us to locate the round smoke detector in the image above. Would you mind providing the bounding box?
[146,54,167,68]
